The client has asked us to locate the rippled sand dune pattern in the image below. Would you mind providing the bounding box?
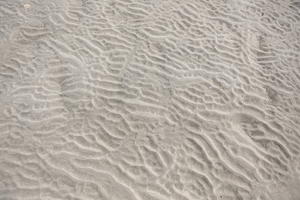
[0,0,300,199]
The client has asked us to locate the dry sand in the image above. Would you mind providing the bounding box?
[0,0,300,200]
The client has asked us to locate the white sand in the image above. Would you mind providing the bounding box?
[0,0,300,199]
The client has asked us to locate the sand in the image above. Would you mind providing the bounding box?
[0,0,300,199]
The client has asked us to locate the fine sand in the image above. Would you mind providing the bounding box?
[0,0,300,200]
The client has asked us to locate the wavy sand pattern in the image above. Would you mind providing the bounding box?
[0,0,300,200]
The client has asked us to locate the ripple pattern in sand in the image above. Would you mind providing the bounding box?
[0,0,300,200]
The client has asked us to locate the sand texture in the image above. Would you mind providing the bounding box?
[0,0,300,199]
